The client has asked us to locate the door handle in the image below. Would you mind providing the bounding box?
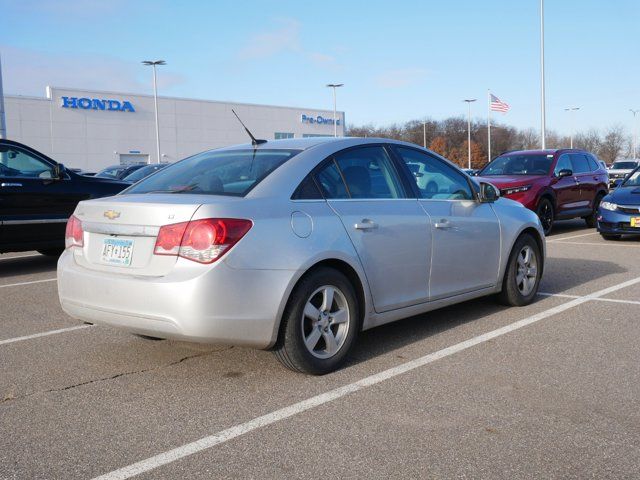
[1,182,22,187]
[434,219,452,229]
[354,219,378,230]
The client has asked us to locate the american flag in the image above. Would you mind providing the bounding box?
[490,94,510,113]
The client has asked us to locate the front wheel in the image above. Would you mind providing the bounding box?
[536,198,554,236]
[498,233,542,306]
[273,267,359,375]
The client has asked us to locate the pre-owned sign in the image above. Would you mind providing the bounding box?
[61,96,135,112]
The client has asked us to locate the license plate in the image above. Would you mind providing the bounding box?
[101,238,134,266]
[631,217,640,228]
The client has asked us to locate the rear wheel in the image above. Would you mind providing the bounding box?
[601,234,621,241]
[273,267,359,375]
[536,198,554,236]
[584,193,604,228]
[498,233,542,306]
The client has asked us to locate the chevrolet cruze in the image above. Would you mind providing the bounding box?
[58,138,545,374]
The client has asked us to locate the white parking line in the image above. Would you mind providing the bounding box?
[91,275,640,480]
[0,278,56,289]
[538,292,640,305]
[547,232,599,242]
[0,325,93,346]
[0,253,41,261]
[549,241,640,248]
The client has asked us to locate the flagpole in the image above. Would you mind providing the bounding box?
[487,89,491,163]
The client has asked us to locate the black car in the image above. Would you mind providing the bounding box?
[0,139,129,256]
[95,163,147,180]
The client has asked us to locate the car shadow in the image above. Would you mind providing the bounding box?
[0,254,58,279]
[346,256,625,367]
[546,218,590,237]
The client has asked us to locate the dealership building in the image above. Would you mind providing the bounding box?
[3,86,345,171]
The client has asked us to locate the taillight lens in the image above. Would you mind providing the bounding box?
[154,218,252,264]
[65,215,84,248]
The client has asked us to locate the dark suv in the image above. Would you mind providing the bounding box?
[0,139,129,255]
[476,149,609,235]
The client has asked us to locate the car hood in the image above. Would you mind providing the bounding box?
[474,175,544,188]
[608,186,640,204]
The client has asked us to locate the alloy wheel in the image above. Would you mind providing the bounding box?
[301,285,350,359]
[516,245,538,296]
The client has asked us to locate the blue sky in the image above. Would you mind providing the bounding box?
[1,0,639,135]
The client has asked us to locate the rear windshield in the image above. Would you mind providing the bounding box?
[125,149,300,196]
[479,154,553,176]
[612,161,639,170]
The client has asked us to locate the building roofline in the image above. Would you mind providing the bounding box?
[6,86,345,116]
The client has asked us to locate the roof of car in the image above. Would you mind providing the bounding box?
[500,148,591,156]
[217,137,400,152]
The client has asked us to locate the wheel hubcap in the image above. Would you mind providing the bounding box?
[516,245,538,296]
[301,285,350,359]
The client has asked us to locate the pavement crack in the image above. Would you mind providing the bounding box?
[1,348,229,405]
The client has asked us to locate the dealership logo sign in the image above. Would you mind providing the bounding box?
[61,96,135,112]
[301,114,340,126]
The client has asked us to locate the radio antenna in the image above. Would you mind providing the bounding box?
[231,109,267,146]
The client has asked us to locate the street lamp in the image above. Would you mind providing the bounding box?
[142,60,166,164]
[631,109,639,160]
[540,0,546,149]
[463,99,477,169]
[326,83,343,137]
[564,107,580,148]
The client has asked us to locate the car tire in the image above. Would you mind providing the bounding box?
[601,234,621,241]
[536,198,554,236]
[498,233,542,307]
[38,248,64,257]
[273,267,359,375]
[584,193,604,228]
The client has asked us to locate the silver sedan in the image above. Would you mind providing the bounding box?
[58,137,545,374]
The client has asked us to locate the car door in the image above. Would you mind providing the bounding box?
[551,153,581,215]
[0,142,84,247]
[391,146,501,300]
[314,145,432,313]
[570,153,596,210]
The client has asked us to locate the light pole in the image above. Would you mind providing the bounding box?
[0,54,6,139]
[463,99,476,169]
[631,109,639,160]
[423,121,426,148]
[142,60,166,164]
[564,107,580,148]
[540,0,546,149]
[326,83,343,137]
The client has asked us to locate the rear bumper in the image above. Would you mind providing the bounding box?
[57,249,296,348]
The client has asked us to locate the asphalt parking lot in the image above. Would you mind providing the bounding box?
[2,220,640,479]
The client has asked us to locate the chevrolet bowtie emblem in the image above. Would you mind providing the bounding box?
[103,210,121,220]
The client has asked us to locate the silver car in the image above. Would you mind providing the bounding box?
[58,138,545,374]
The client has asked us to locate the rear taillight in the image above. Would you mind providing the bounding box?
[65,215,84,248]
[153,218,252,264]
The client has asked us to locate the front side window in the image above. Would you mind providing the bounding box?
[554,154,572,175]
[0,145,54,178]
[126,149,300,197]
[394,147,473,200]
[570,153,591,174]
[480,153,553,176]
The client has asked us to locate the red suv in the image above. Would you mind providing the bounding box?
[476,149,608,235]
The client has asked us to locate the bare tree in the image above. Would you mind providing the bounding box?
[598,125,626,164]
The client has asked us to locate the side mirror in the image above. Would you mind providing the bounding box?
[557,169,573,178]
[479,182,500,203]
[53,163,66,179]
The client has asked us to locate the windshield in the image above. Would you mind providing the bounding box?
[479,154,553,176]
[611,161,639,170]
[125,149,300,196]
[123,164,166,183]
[622,169,640,187]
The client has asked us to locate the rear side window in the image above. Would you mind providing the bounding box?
[570,153,591,174]
[126,149,300,197]
[292,176,323,200]
[586,155,599,171]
